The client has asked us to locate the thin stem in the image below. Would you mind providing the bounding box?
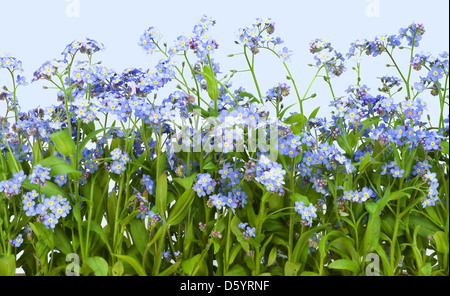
[243,45,262,98]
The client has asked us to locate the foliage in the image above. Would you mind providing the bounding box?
[0,16,448,276]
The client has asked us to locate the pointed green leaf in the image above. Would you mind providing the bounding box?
[167,189,195,225]
[113,254,147,276]
[84,256,109,276]
[329,259,360,274]
[0,255,15,276]
[156,172,168,219]
[37,156,81,179]
[49,129,75,156]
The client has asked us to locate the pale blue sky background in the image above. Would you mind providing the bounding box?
[0,0,449,122]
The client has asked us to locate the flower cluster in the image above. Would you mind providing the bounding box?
[238,222,256,239]
[140,15,218,62]
[193,173,216,197]
[22,190,71,229]
[141,174,155,195]
[208,163,248,211]
[235,17,284,54]
[0,56,24,72]
[310,38,346,77]
[294,201,318,226]
[278,124,302,158]
[29,164,51,185]
[412,161,441,207]
[265,83,290,104]
[0,171,26,197]
[109,148,129,174]
[342,187,376,203]
[253,154,286,194]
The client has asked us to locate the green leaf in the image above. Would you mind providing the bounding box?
[29,222,54,250]
[84,256,109,276]
[84,220,112,253]
[173,173,198,190]
[159,262,181,276]
[284,261,300,276]
[6,152,21,174]
[107,191,117,227]
[154,153,167,178]
[433,231,449,254]
[167,189,195,225]
[365,214,380,251]
[202,162,217,170]
[409,212,442,238]
[201,65,219,102]
[129,219,149,256]
[420,263,432,276]
[267,247,278,267]
[328,259,360,274]
[284,113,307,132]
[112,260,124,276]
[113,254,147,276]
[37,156,81,180]
[292,225,328,264]
[76,128,110,162]
[0,255,15,276]
[53,227,73,255]
[49,129,75,156]
[279,102,297,119]
[300,271,322,276]
[225,264,251,276]
[32,141,43,165]
[358,152,372,172]
[308,106,321,119]
[119,210,139,227]
[319,230,347,259]
[440,140,449,155]
[336,133,353,155]
[365,202,378,215]
[328,237,358,262]
[156,172,168,219]
[22,178,68,199]
[182,254,201,275]
[288,193,310,205]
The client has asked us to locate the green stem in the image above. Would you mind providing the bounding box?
[243,45,262,98]
[390,198,401,272]
[85,173,97,257]
[288,158,296,260]
[224,210,232,274]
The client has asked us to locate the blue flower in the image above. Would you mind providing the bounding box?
[11,234,23,247]
[245,227,256,238]
[210,194,225,210]
[238,222,248,230]
[427,65,443,81]
[43,213,58,229]
[390,166,404,178]
[279,47,293,62]
[54,174,68,187]
[142,174,155,195]
[29,164,51,185]
[294,201,305,215]
[193,173,216,197]
[224,193,238,209]
[110,160,126,174]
